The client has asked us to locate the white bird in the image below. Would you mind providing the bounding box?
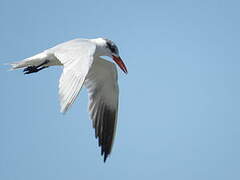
[10,38,128,162]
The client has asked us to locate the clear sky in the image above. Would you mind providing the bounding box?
[0,0,240,179]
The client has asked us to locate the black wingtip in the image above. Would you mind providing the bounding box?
[103,154,108,163]
[92,103,116,163]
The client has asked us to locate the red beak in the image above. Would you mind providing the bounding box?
[112,55,128,74]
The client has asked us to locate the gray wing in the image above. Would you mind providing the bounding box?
[49,39,96,113]
[84,57,119,162]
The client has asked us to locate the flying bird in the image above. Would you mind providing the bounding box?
[10,38,128,162]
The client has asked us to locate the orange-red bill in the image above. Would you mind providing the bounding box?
[112,55,128,74]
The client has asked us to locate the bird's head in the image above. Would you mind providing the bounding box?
[104,38,128,74]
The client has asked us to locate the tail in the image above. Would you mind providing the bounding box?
[8,52,48,70]
[9,61,27,70]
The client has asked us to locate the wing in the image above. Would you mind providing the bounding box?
[51,39,96,113]
[84,57,119,162]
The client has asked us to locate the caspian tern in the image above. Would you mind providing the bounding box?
[10,38,128,162]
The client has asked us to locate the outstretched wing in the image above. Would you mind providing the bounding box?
[50,39,96,113]
[84,57,119,162]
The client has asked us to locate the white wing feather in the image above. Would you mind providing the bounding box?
[48,39,96,113]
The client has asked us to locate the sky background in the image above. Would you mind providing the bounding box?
[0,0,240,179]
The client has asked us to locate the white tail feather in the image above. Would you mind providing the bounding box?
[8,52,49,70]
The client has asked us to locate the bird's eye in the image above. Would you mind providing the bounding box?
[107,42,117,54]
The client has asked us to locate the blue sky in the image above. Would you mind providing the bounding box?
[0,0,240,179]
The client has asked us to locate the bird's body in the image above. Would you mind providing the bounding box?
[10,38,127,162]
[11,39,99,69]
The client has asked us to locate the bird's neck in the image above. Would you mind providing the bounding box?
[91,38,108,57]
